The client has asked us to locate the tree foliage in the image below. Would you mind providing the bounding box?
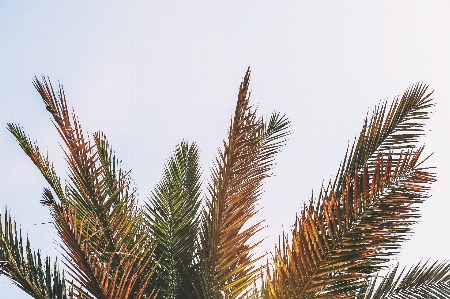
[1,69,447,299]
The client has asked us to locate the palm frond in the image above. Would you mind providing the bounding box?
[9,76,159,299]
[0,207,71,299]
[144,141,202,298]
[200,67,290,299]
[44,191,157,299]
[93,131,158,298]
[94,131,134,212]
[333,83,433,194]
[359,260,450,298]
[7,123,66,204]
[263,84,435,298]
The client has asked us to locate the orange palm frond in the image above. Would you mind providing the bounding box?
[9,77,159,299]
[265,150,434,298]
[199,68,290,299]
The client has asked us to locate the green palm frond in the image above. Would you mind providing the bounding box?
[199,68,290,299]
[94,131,134,212]
[7,123,66,204]
[144,141,202,298]
[0,208,70,299]
[263,84,435,298]
[8,76,159,299]
[333,83,433,194]
[359,260,450,298]
[93,131,158,297]
[255,112,291,175]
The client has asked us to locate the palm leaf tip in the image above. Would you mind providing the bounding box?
[6,123,66,203]
[334,82,434,194]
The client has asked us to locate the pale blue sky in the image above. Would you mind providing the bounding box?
[1,1,449,298]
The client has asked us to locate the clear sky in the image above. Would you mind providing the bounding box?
[1,1,449,298]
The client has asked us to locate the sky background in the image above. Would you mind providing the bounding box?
[1,1,449,297]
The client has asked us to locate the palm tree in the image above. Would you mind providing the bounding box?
[1,68,449,299]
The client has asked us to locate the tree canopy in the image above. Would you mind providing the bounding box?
[1,69,448,299]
